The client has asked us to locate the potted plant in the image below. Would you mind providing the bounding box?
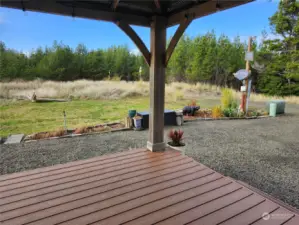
[167,129,185,147]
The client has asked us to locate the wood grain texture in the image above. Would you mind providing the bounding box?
[0,148,298,225]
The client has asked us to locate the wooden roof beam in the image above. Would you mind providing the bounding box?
[154,0,161,10]
[167,0,253,27]
[165,16,193,66]
[116,21,150,66]
[0,0,253,28]
[0,0,151,27]
[112,0,120,11]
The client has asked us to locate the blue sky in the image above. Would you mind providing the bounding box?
[0,0,279,54]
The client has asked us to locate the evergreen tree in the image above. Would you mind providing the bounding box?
[0,1,298,97]
[257,0,299,95]
[167,34,190,82]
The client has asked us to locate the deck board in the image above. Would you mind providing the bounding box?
[0,148,298,225]
[187,194,265,225]
[220,200,280,225]
[0,151,177,192]
[0,148,147,182]
[284,216,299,225]
[105,181,240,225]
[252,208,295,225]
[0,151,151,187]
[0,152,183,198]
[0,160,200,211]
[3,162,205,224]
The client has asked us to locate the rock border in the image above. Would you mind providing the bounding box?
[184,115,270,122]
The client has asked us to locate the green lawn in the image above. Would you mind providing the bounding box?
[0,97,219,136]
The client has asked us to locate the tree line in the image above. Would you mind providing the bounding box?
[0,41,148,81]
[0,0,298,96]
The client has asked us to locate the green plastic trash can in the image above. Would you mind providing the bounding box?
[269,103,277,117]
[266,100,285,114]
[128,110,137,118]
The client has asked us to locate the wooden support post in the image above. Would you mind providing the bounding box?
[147,16,167,152]
[244,36,252,113]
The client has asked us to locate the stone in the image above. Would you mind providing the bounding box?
[4,134,25,144]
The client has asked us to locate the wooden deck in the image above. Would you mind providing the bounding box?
[0,148,298,225]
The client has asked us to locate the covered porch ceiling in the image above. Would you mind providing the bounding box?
[0,0,254,152]
[1,0,252,27]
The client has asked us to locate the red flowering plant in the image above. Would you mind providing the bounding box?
[168,129,185,147]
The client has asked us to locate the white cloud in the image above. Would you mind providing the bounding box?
[21,50,32,57]
[252,33,282,45]
[228,33,282,46]
[260,33,281,40]
[254,0,279,3]
[130,48,141,56]
[0,12,12,24]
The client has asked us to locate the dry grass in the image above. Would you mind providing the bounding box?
[0,80,150,100]
[231,90,299,104]
[30,128,66,140]
[0,79,298,104]
[73,125,111,134]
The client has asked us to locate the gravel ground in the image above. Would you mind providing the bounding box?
[1,104,299,209]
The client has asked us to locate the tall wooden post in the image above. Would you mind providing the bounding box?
[147,16,167,152]
[244,36,252,113]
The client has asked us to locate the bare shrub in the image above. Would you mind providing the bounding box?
[73,126,92,134]
[93,126,111,132]
[31,128,66,140]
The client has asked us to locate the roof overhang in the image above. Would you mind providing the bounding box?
[0,0,254,27]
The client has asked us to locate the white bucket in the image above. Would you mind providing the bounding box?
[176,116,183,126]
[134,118,142,128]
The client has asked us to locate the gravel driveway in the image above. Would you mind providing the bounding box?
[1,104,299,209]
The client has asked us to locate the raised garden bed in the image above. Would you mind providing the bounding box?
[184,115,270,122]
[24,122,129,142]
[183,108,270,122]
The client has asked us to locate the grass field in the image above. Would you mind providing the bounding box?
[1,80,298,137]
[0,97,219,136]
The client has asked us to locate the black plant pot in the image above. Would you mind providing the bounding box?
[168,141,185,147]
